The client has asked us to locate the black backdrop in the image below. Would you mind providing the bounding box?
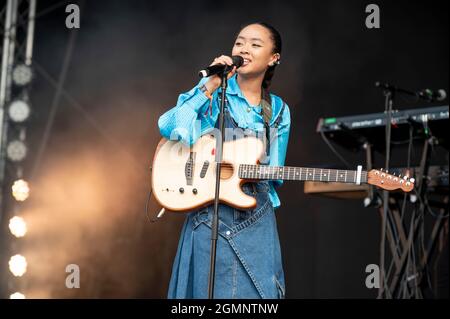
[6,0,447,298]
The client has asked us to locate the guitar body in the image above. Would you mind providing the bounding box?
[152,135,265,212]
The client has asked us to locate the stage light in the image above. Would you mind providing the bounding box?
[9,216,27,238]
[6,140,27,162]
[9,292,26,299]
[12,179,30,202]
[9,254,27,277]
[12,64,33,86]
[8,100,31,123]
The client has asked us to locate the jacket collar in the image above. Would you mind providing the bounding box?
[224,74,245,98]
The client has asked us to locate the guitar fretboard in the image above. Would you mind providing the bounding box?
[238,164,368,184]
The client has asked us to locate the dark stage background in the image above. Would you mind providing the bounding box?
[2,0,447,298]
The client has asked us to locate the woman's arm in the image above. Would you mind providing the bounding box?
[158,78,218,145]
[158,56,235,146]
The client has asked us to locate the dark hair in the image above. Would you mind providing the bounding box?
[236,22,282,90]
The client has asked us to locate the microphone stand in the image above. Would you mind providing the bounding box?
[378,85,394,298]
[376,81,417,298]
[375,82,445,102]
[207,70,229,299]
[375,82,416,99]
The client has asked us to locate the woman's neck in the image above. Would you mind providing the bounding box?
[236,74,264,105]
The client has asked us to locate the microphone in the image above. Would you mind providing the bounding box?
[198,56,244,78]
[418,89,447,102]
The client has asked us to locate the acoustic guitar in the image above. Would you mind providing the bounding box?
[152,135,414,212]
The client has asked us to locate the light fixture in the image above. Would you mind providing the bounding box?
[12,179,30,202]
[9,216,27,238]
[9,292,26,299]
[8,100,31,123]
[9,254,27,277]
[7,140,27,162]
[12,64,33,86]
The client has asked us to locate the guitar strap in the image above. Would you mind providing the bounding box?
[261,90,286,161]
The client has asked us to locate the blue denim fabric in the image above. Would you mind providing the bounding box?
[167,105,285,299]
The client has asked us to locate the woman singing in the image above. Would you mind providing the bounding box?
[158,22,291,299]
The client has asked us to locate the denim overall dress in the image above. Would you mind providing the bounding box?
[167,100,286,299]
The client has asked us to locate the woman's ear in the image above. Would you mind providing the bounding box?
[269,53,281,67]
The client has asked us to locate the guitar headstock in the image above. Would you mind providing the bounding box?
[368,169,415,192]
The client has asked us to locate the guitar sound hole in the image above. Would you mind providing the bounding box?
[220,162,234,180]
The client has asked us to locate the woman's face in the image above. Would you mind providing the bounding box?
[232,24,279,77]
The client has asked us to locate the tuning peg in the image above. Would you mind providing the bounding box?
[380,168,383,172]
[409,178,415,183]
[403,175,408,180]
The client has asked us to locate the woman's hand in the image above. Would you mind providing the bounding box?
[204,55,237,93]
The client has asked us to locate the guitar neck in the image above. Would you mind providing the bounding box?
[238,164,368,184]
